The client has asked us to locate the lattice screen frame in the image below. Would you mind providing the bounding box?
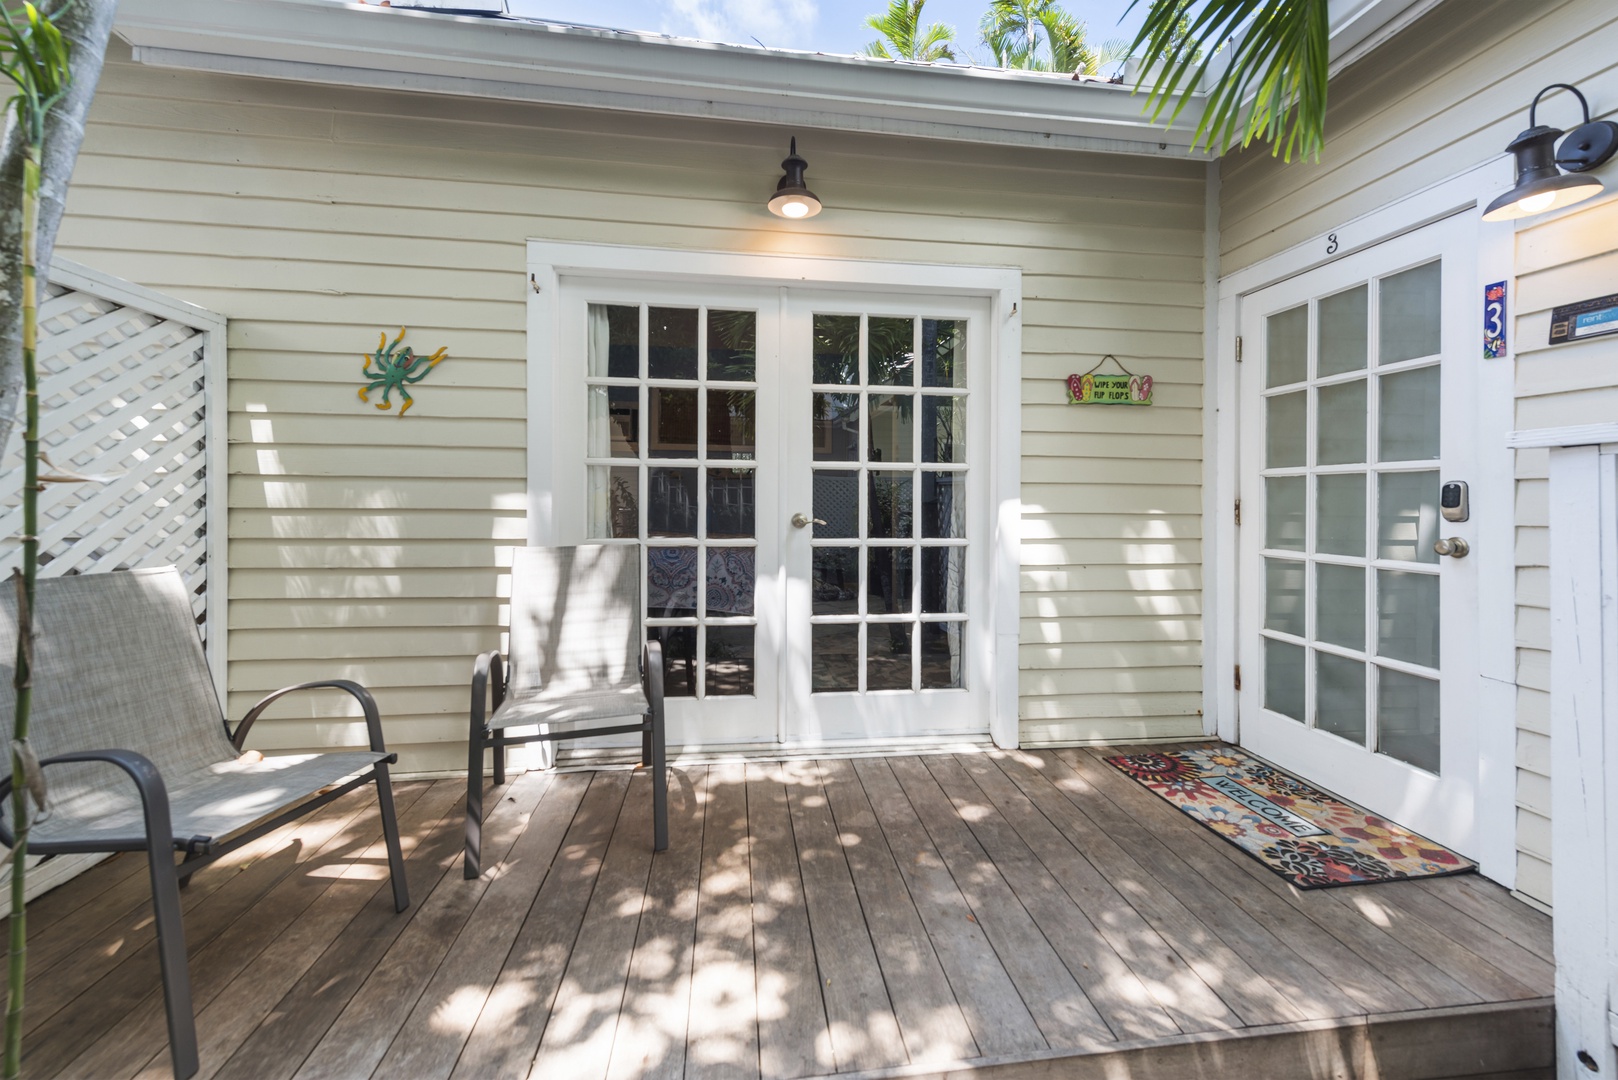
[2,257,228,705]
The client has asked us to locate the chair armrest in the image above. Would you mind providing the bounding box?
[642,640,664,709]
[470,650,506,732]
[0,748,184,852]
[235,680,390,755]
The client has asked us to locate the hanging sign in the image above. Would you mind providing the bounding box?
[1483,281,1507,358]
[1067,355,1153,405]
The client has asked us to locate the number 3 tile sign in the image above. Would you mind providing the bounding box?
[1484,281,1507,359]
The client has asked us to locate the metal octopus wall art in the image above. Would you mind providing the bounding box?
[359,328,448,415]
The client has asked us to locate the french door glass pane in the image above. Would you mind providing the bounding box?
[812,548,859,615]
[1316,653,1367,745]
[1317,380,1367,465]
[589,304,640,378]
[869,395,914,463]
[650,388,698,458]
[1316,474,1366,556]
[868,317,915,386]
[648,547,699,617]
[648,627,696,697]
[1317,285,1368,377]
[648,307,699,380]
[1264,558,1305,637]
[707,310,756,380]
[707,390,756,459]
[921,622,965,688]
[1377,668,1440,772]
[922,473,963,539]
[706,626,755,695]
[706,548,755,617]
[1267,391,1306,467]
[1376,569,1440,668]
[921,319,966,388]
[813,315,859,385]
[647,468,699,536]
[921,397,965,463]
[707,469,755,539]
[1379,366,1441,461]
[813,471,857,538]
[869,472,914,538]
[1266,476,1305,551]
[1315,563,1364,650]
[588,385,639,458]
[587,465,638,540]
[813,393,859,461]
[813,624,860,692]
[867,624,912,690]
[1377,471,1439,563]
[1265,638,1306,722]
[921,547,965,614]
[867,547,913,616]
[1379,261,1441,364]
[1266,304,1308,387]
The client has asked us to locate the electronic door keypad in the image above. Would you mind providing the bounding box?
[1440,481,1469,523]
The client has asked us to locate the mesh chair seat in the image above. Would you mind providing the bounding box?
[489,684,649,730]
[26,749,388,850]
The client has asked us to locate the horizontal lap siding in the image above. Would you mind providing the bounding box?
[60,44,1206,770]
[1219,0,1618,906]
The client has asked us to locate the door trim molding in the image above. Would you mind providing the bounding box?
[1209,157,1519,884]
[525,240,1024,748]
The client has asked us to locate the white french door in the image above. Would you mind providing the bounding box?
[1238,214,1480,852]
[553,279,991,749]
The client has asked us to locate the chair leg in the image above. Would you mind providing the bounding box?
[641,724,652,768]
[374,763,410,912]
[464,722,485,879]
[149,849,199,1080]
[650,712,668,853]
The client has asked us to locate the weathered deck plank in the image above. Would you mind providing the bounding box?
[11,746,1555,1080]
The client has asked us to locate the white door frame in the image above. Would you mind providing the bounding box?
[526,241,1023,749]
[1207,155,1519,883]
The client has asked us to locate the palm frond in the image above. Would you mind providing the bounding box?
[1125,0,1329,162]
[865,0,956,62]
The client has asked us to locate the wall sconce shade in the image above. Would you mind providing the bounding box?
[1484,83,1618,222]
[768,138,822,219]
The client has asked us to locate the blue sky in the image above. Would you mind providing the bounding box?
[503,0,1149,66]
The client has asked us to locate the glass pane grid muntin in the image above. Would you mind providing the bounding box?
[586,301,760,701]
[810,312,968,695]
[1256,263,1442,769]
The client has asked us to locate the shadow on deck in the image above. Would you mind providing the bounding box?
[10,745,1552,1079]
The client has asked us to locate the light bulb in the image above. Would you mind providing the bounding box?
[1517,191,1557,214]
[780,200,809,219]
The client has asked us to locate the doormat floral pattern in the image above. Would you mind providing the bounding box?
[1104,746,1476,889]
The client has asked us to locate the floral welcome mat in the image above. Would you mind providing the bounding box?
[1104,746,1476,889]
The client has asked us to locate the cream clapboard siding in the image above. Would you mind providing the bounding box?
[55,42,1208,770]
[1218,0,1618,906]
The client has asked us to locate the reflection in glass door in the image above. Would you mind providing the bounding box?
[1239,214,1478,853]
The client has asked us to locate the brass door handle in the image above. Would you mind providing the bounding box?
[1434,537,1470,558]
[791,513,826,529]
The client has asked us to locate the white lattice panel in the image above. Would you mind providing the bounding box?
[0,278,212,637]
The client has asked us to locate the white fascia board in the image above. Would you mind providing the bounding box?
[1193,0,1440,90]
[114,0,1211,157]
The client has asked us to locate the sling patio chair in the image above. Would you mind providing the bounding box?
[0,567,409,1080]
[464,544,667,878]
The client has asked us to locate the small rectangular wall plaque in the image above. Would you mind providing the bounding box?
[1549,292,1618,345]
[1067,372,1153,405]
[1484,281,1507,358]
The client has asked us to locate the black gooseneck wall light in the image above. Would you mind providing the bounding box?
[1483,83,1618,222]
[767,138,822,219]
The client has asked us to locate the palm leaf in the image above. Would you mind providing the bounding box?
[1125,0,1329,162]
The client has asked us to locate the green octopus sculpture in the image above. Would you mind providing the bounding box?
[359,327,448,416]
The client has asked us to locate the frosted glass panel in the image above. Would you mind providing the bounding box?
[1265,638,1305,722]
[1317,474,1366,557]
[1318,285,1368,377]
[1267,391,1306,468]
[1377,569,1439,668]
[1379,261,1441,364]
[1378,471,1440,563]
[1378,668,1440,773]
[1317,380,1367,465]
[1267,304,1308,387]
[1316,564,1365,651]
[1317,653,1367,746]
[1265,558,1305,638]
[1379,366,1441,461]
[1266,476,1305,551]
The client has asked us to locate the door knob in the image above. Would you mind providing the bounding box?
[791,513,826,529]
[1433,537,1470,558]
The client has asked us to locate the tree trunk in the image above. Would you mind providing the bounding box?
[0,0,120,453]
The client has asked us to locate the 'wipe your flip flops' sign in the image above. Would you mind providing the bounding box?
[1067,355,1153,405]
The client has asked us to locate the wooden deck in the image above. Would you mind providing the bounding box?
[14,746,1553,1079]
